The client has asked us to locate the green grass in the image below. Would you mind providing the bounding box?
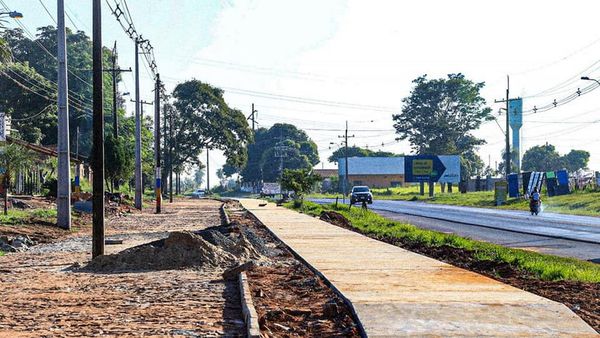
[287,201,600,283]
[0,208,58,226]
[309,186,600,217]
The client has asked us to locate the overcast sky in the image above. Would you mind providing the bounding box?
[5,0,600,185]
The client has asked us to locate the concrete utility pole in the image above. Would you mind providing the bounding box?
[206,149,210,193]
[56,0,71,230]
[74,126,80,193]
[249,103,257,132]
[134,38,142,209]
[495,76,511,179]
[108,41,132,139]
[91,0,104,258]
[338,121,355,198]
[169,112,173,203]
[154,75,161,213]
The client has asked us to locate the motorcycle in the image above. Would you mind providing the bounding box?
[530,199,541,216]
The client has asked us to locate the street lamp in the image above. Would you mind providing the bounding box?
[0,11,23,19]
[581,76,600,86]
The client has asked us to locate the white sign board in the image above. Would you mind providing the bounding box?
[0,112,7,142]
[261,182,281,195]
[438,155,461,183]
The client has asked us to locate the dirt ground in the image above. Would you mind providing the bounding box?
[0,199,245,337]
[226,202,360,337]
[320,210,600,333]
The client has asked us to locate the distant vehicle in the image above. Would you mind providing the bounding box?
[350,186,373,205]
[191,189,205,199]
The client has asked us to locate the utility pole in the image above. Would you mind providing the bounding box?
[91,0,104,258]
[338,121,355,198]
[134,38,142,210]
[56,0,71,230]
[154,75,161,213]
[107,42,131,139]
[249,103,257,132]
[74,126,80,193]
[495,75,511,179]
[206,149,210,194]
[169,112,173,203]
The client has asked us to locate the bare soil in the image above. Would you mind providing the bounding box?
[227,202,361,337]
[320,210,600,333]
[0,199,245,336]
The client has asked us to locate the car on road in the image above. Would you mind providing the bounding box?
[191,189,206,199]
[350,186,373,205]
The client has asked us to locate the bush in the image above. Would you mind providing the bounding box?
[42,178,57,197]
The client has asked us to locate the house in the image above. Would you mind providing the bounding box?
[338,157,405,188]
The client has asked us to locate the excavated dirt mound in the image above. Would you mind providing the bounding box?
[320,211,352,228]
[86,226,263,273]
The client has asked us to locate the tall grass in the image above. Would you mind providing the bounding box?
[289,201,600,283]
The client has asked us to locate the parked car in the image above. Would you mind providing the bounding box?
[191,189,205,199]
[350,186,373,204]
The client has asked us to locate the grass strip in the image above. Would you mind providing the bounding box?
[309,187,600,217]
[287,201,600,283]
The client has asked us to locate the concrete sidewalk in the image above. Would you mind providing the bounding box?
[239,199,597,337]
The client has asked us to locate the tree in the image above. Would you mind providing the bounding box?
[193,165,206,187]
[280,168,322,203]
[522,145,590,172]
[0,144,33,214]
[103,134,133,192]
[497,148,520,176]
[170,80,252,172]
[393,74,492,178]
[328,146,371,163]
[522,144,562,172]
[562,150,590,172]
[241,123,319,183]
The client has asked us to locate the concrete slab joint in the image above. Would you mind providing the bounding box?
[239,271,260,338]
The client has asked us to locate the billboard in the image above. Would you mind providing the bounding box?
[404,155,460,183]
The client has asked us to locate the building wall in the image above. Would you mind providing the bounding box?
[347,174,405,188]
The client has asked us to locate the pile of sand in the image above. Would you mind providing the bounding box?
[86,226,263,272]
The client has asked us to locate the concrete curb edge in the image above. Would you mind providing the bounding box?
[239,271,261,338]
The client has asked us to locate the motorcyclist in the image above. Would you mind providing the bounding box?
[529,187,541,214]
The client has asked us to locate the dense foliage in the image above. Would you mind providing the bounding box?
[241,123,319,183]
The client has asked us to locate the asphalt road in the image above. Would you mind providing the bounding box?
[310,198,600,262]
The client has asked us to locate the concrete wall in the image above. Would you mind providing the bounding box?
[347,174,405,188]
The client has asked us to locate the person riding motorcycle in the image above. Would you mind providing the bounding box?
[529,187,541,215]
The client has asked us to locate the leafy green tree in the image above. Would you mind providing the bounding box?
[193,165,205,187]
[522,144,562,172]
[280,168,322,202]
[0,144,33,214]
[1,27,116,154]
[393,74,492,179]
[170,80,252,172]
[103,134,133,192]
[497,148,520,176]
[328,146,400,163]
[241,123,319,183]
[562,150,590,172]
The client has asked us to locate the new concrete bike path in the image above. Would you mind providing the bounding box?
[239,199,596,337]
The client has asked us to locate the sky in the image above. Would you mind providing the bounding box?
[4,0,600,187]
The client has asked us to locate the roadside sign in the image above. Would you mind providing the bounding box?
[404,155,460,183]
[261,182,281,195]
[0,112,7,142]
[495,181,507,206]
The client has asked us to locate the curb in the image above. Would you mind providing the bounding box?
[239,271,261,338]
[239,201,367,338]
